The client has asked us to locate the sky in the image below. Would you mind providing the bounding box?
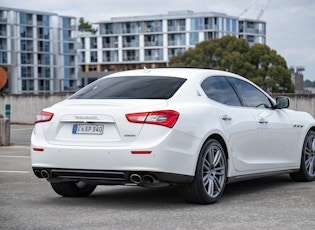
[1,0,315,80]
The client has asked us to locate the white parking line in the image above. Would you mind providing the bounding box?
[0,155,30,158]
[0,170,30,174]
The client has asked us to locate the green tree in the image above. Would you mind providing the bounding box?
[78,17,97,34]
[304,79,315,88]
[169,36,294,93]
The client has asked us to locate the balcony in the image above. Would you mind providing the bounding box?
[123,56,139,62]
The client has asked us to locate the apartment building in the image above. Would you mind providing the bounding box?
[0,8,266,94]
[79,10,266,73]
[0,7,78,94]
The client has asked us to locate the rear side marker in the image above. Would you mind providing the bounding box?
[131,151,152,154]
[33,148,44,152]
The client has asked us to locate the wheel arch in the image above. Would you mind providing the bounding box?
[207,133,229,160]
[309,126,315,133]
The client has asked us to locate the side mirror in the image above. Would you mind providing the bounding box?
[276,96,290,109]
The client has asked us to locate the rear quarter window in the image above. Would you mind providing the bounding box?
[70,76,186,99]
[201,76,242,106]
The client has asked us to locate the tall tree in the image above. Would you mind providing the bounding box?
[78,17,97,34]
[169,36,294,93]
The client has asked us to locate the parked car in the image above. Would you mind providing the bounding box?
[31,68,315,204]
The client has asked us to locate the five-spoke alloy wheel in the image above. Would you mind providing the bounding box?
[290,130,315,182]
[179,139,227,204]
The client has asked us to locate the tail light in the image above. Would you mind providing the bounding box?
[35,111,54,124]
[126,110,179,128]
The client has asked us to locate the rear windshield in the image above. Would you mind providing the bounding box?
[69,76,186,99]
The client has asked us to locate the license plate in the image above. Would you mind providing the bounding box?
[72,124,104,135]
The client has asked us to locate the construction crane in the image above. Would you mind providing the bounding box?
[256,0,269,20]
[239,0,269,20]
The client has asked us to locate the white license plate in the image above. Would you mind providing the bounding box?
[72,124,104,135]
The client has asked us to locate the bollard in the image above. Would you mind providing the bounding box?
[0,116,10,146]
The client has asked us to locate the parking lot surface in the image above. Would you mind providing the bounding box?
[0,125,314,230]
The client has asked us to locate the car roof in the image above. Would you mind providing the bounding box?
[103,68,242,80]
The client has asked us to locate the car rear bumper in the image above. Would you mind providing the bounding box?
[32,167,194,186]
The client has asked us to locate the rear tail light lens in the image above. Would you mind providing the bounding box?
[35,111,54,124]
[126,110,179,128]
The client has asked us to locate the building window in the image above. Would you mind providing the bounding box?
[123,50,139,61]
[103,51,118,62]
[62,17,70,29]
[20,12,32,25]
[122,21,140,34]
[168,48,186,58]
[226,18,231,32]
[21,53,33,64]
[144,34,163,47]
[145,49,163,61]
[123,35,139,48]
[90,51,97,62]
[189,32,199,45]
[168,19,185,31]
[191,18,203,30]
[80,52,85,62]
[38,67,51,78]
[90,37,97,49]
[0,51,8,64]
[0,38,7,50]
[168,33,186,46]
[22,80,34,91]
[21,66,33,78]
[102,36,118,48]
[232,19,237,33]
[62,30,70,41]
[205,31,218,39]
[20,26,33,38]
[38,79,50,91]
[143,20,162,33]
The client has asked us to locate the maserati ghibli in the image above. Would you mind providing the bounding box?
[31,68,315,204]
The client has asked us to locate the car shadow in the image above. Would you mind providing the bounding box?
[41,174,295,208]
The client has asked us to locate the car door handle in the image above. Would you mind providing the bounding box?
[221,115,232,121]
[259,119,268,124]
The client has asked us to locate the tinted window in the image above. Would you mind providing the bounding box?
[228,77,272,108]
[70,76,186,99]
[201,76,241,106]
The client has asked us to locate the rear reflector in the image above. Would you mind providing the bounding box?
[35,111,54,124]
[33,148,44,152]
[126,110,179,128]
[131,151,152,154]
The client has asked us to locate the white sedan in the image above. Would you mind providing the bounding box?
[31,68,315,204]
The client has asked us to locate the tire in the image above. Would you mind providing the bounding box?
[50,181,97,197]
[290,130,315,182]
[178,139,227,204]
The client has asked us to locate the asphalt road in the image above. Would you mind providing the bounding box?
[0,125,314,230]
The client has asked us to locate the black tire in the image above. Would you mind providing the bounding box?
[178,139,227,204]
[51,181,97,197]
[290,130,315,182]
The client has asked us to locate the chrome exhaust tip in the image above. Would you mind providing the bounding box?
[130,174,142,184]
[40,170,50,179]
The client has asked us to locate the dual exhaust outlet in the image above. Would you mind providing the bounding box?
[130,173,158,185]
[34,169,50,179]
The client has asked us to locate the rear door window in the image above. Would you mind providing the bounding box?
[70,76,186,99]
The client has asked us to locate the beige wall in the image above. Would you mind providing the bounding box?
[1,94,315,124]
[0,95,69,124]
